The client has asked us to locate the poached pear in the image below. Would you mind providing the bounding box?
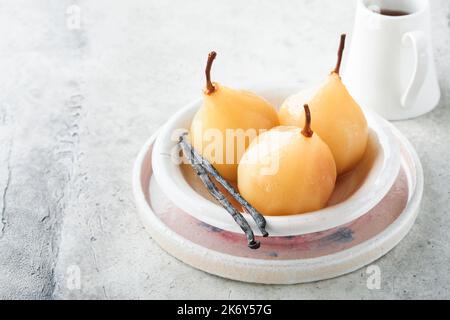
[238,105,337,216]
[279,34,368,175]
[190,52,279,181]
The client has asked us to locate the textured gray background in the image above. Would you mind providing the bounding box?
[0,0,449,299]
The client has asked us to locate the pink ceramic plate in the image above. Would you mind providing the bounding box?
[133,124,423,284]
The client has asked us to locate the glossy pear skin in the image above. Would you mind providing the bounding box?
[279,74,368,175]
[190,83,279,181]
[237,126,337,216]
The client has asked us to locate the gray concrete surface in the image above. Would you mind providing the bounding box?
[0,0,449,299]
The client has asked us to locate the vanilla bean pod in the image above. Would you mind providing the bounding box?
[178,134,260,249]
[179,134,269,237]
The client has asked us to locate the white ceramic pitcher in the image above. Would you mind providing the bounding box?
[343,0,440,120]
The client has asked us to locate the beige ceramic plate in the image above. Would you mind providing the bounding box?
[133,124,423,284]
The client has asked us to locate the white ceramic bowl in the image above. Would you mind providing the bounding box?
[152,84,401,236]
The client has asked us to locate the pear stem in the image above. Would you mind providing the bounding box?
[333,34,346,75]
[205,51,217,95]
[301,104,314,138]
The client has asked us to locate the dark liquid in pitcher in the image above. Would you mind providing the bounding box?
[378,9,410,16]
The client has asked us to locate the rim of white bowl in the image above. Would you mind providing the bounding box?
[151,85,401,236]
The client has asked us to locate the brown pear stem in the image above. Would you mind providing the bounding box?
[205,51,217,95]
[333,34,346,75]
[301,104,314,138]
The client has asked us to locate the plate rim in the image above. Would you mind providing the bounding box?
[132,124,423,284]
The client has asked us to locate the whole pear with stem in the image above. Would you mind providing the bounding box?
[279,34,368,175]
[238,105,337,216]
[190,51,279,181]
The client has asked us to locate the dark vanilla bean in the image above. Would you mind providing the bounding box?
[179,133,269,237]
[178,133,260,249]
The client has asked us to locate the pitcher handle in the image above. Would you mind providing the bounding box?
[401,31,429,108]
